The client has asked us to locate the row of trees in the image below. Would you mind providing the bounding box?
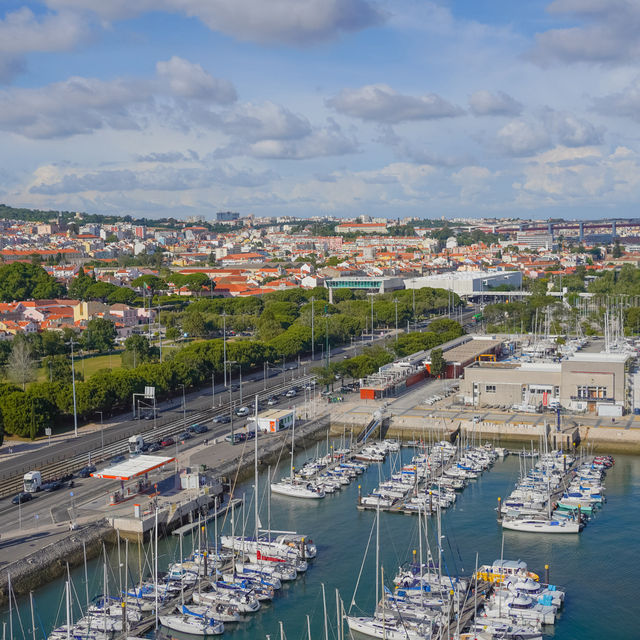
[313,319,464,385]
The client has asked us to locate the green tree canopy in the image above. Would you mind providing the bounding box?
[81,318,117,352]
[0,262,65,301]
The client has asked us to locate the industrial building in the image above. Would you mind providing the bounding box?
[403,271,522,298]
[325,276,404,303]
[424,335,504,378]
[461,351,633,416]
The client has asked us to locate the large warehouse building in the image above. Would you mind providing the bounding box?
[404,271,522,297]
[461,352,633,415]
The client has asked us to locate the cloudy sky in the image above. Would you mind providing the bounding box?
[2,0,640,220]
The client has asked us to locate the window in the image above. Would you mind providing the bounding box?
[486,384,496,393]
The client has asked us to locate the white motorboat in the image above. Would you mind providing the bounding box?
[160,609,224,636]
[271,480,325,499]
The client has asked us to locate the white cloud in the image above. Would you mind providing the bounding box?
[44,0,383,45]
[156,57,236,103]
[327,84,463,123]
[469,90,522,116]
[531,0,640,66]
[451,166,493,202]
[0,58,236,139]
[0,7,87,83]
[497,120,551,156]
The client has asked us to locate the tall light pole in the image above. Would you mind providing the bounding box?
[394,298,399,343]
[180,384,186,423]
[211,372,215,409]
[324,306,329,369]
[96,411,104,460]
[369,293,375,341]
[226,360,237,442]
[69,339,78,438]
[222,311,227,387]
[311,296,315,361]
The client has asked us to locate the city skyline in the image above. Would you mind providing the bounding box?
[1,1,639,220]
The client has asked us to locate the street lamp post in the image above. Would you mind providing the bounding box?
[394,298,399,343]
[180,384,186,423]
[222,311,227,387]
[311,296,315,361]
[225,360,237,442]
[369,293,375,341]
[68,339,78,438]
[96,411,104,460]
[211,372,215,409]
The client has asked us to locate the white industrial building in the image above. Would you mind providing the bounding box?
[403,271,522,297]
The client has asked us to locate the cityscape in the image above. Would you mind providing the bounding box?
[1,2,639,640]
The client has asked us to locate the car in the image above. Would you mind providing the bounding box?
[59,473,74,483]
[230,384,240,392]
[178,431,192,441]
[147,442,161,452]
[110,455,126,465]
[245,430,256,440]
[236,406,250,417]
[12,492,33,505]
[471,415,481,423]
[285,389,297,398]
[213,415,231,424]
[161,437,175,447]
[78,464,96,478]
[225,433,246,444]
[286,364,298,371]
[192,424,209,434]
[267,396,279,406]
[187,424,198,433]
[42,481,62,492]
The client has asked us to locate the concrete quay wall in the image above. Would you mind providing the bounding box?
[0,521,114,606]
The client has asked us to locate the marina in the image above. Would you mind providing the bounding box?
[1,438,638,639]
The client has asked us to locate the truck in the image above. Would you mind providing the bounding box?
[23,471,42,493]
[128,434,145,455]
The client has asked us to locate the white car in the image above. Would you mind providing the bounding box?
[236,406,250,417]
[285,389,297,398]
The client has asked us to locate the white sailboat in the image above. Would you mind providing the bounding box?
[271,411,325,499]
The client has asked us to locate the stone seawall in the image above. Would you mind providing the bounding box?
[0,520,114,606]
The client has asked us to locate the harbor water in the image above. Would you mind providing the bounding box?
[2,444,639,639]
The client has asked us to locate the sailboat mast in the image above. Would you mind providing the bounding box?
[375,503,380,606]
[29,591,36,640]
[255,395,259,537]
[154,507,159,631]
[82,541,89,611]
[321,583,329,640]
[8,573,12,640]
[65,580,71,640]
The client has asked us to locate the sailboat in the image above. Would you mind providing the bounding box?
[271,411,325,499]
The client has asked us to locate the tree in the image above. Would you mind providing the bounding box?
[85,281,119,301]
[166,326,181,342]
[256,308,285,341]
[42,354,77,383]
[430,348,446,378]
[131,274,165,293]
[0,391,56,439]
[67,267,94,300]
[107,286,137,305]
[182,311,206,338]
[81,318,117,352]
[7,338,36,389]
[122,335,157,368]
[0,262,65,301]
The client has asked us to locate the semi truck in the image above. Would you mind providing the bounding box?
[128,434,145,454]
[23,471,42,493]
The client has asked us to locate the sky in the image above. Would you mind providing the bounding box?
[2,0,640,221]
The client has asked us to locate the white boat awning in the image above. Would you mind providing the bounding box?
[91,455,175,481]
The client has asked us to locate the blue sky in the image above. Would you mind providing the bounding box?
[2,0,640,220]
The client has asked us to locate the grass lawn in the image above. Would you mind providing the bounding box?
[37,352,124,382]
